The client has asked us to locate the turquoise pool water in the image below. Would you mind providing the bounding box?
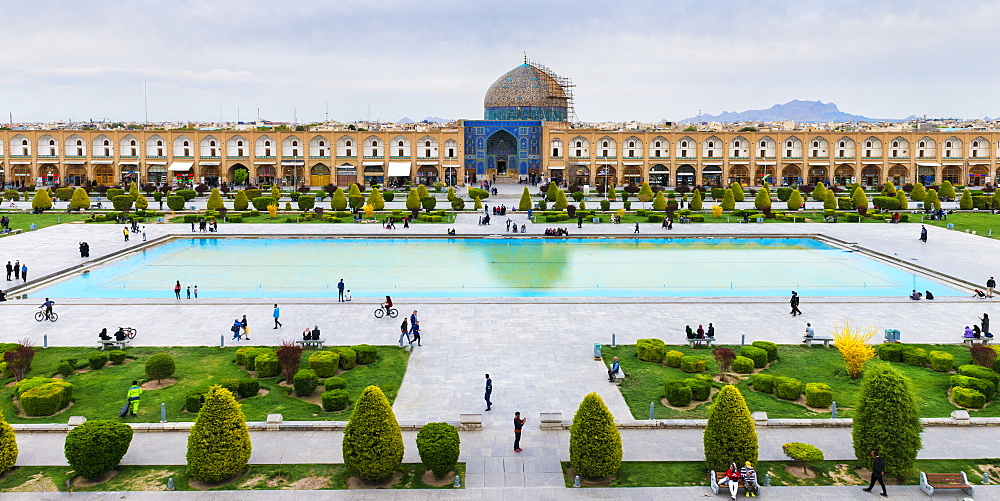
[35,237,956,298]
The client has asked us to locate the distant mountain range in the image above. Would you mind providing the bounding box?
[397,116,452,124]
[677,100,918,123]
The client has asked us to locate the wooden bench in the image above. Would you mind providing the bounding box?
[963,337,991,346]
[98,339,130,350]
[296,339,326,349]
[687,337,715,348]
[919,471,974,496]
[803,337,834,347]
[709,470,750,496]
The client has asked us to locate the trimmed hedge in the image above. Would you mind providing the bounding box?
[145,353,176,381]
[751,373,775,393]
[751,341,778,362]
[57,361,74,377]
[877,343,904,362]
[902,347,928,367]
[417,422,462,478]
[108,350,127,365]
[324,377,348,391]
[0,411,16,473]
[953,386,986,408]
[805,382,833,408]
[685,378,712,401]
[186,392,205,413]
[929,351,954,372]
[293,369,318,397]
[243,347,273,370]
[64,420,133,479]
[664,380,693,406]
[351,344,377,365]
[322,389,350,411]
[664,350,684,368]
[950,374,995,400]
[774,376,803,400]
[254,352,281,378]
[308,351,340,378]
[20,381,73,416]
[235,347,252,366]
[88,352,109,370]
[731,356,755,374]
[739,345,768,368]
[333,347,357,370]
[958,365,1000,388]
[636,338,666,362]
[236,379,260,398]
[680,356,706,373]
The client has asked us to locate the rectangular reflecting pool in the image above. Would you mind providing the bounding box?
[35,237,959,298]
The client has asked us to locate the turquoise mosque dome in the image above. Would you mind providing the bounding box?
[483,62,570,122]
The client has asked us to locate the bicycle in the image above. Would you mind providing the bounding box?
[118,327,137,339]
[34,310,58,322]
[374,306,398,318]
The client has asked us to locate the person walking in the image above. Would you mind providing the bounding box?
[241,315,250,340]
[790,291,802,316]
[862,449,888,497]
[920,225,928,243]
[634,222,640,233]
[123,226,129,241]
[513,411,526,452]
[399,318,409,345]
[409,310,418,336]
[13,260,19,281]
[174,281,181,300]
[410,320,422,346]
[4,261,10,281]
[987,276,996,298]
[141,226,147,242]
[337,279,346,302]
[273,304,282,329]
[231,319,243,341]
[484,374,493,411]
[126,380,142,417]
[20,263,26,283]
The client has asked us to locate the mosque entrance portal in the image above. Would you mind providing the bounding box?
[487,130,517,178]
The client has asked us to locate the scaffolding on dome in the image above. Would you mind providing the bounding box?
[525,57,576,123]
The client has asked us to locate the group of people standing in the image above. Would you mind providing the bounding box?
[173,281,199,299]
[5,260,27,283]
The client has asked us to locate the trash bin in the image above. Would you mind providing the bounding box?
[756,217,764,223]
[947,223,955,229]
[884,329,900,343]
[29,223,37,231]
[592,217,600,223]
[593,343,602,359]
[156,217,165,223]
[189,205,196,211]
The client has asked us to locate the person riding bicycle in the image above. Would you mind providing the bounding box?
[114,328,128,342]
[381,295,393,314]
[39,298,55,317]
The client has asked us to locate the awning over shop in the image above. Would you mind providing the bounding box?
[168,162,193,172]
[199,161,221,166]
[442,164,461,168]
[281,160,304,165]
[10,161,31,165]
[570,162,590,166]
[416,161,438,166]
[916,162,941,167]
[362,161,384,166]
[91,160,113,164]
[623,161,643,166]
[147,161,168,165]
[65,161,86,165]
[387,162,411,177]
[118,162,140,165]
[808,162,830,166]
[943,162,963,166]
[703,166,723,173]
[702,162,722,166]
[755,162,776,166]
[547,166,565,170]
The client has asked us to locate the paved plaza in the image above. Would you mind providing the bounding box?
[0,189,998,497]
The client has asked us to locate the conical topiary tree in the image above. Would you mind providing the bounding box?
[416,184,429,199]
[473,196,482,210]
[755,184,771,211]
[405,188,421,212]
[69,187,91,211]
[787,190,803,210]
[896,190,908,210]
[652,191,667,211]
[32,189,53,210]
[518,187,532,211]
[959,189,973,210]
[546,181,559,202]
[270,184,281,202]
[348,184,364,210]
[330,187,348,210]
[824,190,837,210]
[993,189,1000,210]
[881,182,896,196]
[721,188,735,211]
[910,183,926,202]
[128,181,140,200]
[186,386,252,482]
[637,182,654,209]
[368,186,385,211]
[206,188,224,211]
[343,386,403,482]
[939,180,956,200]
[569,393,622,479]
[852,362,922,477]
[812,182,827,202]
[852,186,869,213]
[555,189,568,211]
[690,189,703,210]
[234,190,249,211]
[703,385,758,471]
[0,410,16,474]
[135,192,149,210]
[925,188,941,211]
[730,182,745,202]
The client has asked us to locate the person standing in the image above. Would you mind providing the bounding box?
[273,304,282,329]
[126,380,142,417]
[337,279,345,302]
[513,412,526,453]
[484,374,493,411]
[634,222,640,233]
[790,291,802,316]
[987,276,996,298]
[13,260,19,281]
[982,313,990,337]
[78,242,87,258]
[862,449,887,497]
[920,225,928,243]
[186,286,191,299]
[409,310,418,336]
[141,226,147,242]
[123,226,129,241]
[241,315,250,340]
[20,263,27,283]
[174,281,181,300]
[193,285,199,298]
[4,261,11,281]
[608,356,620,382]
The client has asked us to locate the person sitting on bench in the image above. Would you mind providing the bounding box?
[685,325,696,339]
[707,323,715,339]
[302,328,312,341]
[99,328,111,341]
[964,326,975,338]
[311,325,321,340]
[803,323,815,343]
[696,325,705,339]
[608,357,620,382]
[114,328,127,342]
[925,290,935,300]
[973,325,982,339]
[910,290,922,300]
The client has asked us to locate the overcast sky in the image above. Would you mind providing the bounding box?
[1,0,997,124]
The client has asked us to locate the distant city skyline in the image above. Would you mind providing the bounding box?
[1,0,998,124]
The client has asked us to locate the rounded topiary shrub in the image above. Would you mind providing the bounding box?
[253,353,280,378]
[636,338,666,362]
[958,365,1000,388]
[64,420,133,479]
[333,347,357,370]
[664,350,684,368]
[664,381,693,406]
[953,386,986,408]
[20,381,73,416]
[751,341,778,362]
[805,382,833,408]
[929,351,954,372]
[57,361,74,377]
[0,411,16,474]
[877,343,904,362]
[322,389,350,411]
[244,348,273,372]
[308,351,340,378]
[739,346,768,368]
[293,369,318,397]
[950,375,995,400]
[145,353,175,382]
[186,386,252,482]
[731,356,755,374]
[108,350,127,365]
[774,376,803,400]
[234,347,253,366]
[902,347,928,367]
[684,378,712,401]
[219,378,240,395]
[351,344,377,365]
[680,356,706,373]
[186,392,205,413]
[236,379,260,398]
[569,393,622,479]
[343,386,404,482]
[416,422,462,478]
[324,377,348,391]
[704,385,758,471]
[88,352,109,370]
[751,373,775,393]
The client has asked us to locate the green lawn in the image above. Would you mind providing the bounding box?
[0,462,464,491]
[602,343,989,419]
[0,212,92,234]
[0,345,409,423]
[561,459,998,487]
[913,212,1000,239]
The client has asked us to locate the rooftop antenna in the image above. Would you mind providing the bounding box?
[237,107,240,122]
[143,83,148,123]
[257,107,260,121]
[294,107,297,125]
[325,102,329,123]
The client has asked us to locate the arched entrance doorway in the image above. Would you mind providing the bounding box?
[256,165,276,186]
[754,166,774,186]
[39,164,60,186]
[969,165,988,186]
[887,165,908,186]
[623,166,642,185]
[729,165,749,186]
[229,164,250,186]
[95,165,114,185]
[337,164,357,187]
[281,165,303,186]
[416,166,438,185]
[834,164,854,185]
[677,165,695,186]
[807,166,827,185]
[861,165,880,186]
[486,130,517,177]
[571,166,590,186]
[202,166,221,187]
[702,166,722,187]
[941,166,961,184]
[781,165,801,186]
[649,165,669,187]
[12,165,32,187]
[119,164,139,185]
[595,165,616,190]
[917,165,936,185]
[66,165,87,186]
[0,165,4,186]
[309,164,330,186]
[363,166,383,186]
[444,166,459,186]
